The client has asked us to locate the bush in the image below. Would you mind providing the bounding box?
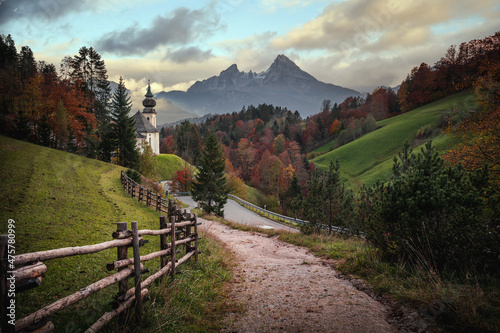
[126,169,142,184]
[365,141,496,274]
[415,124,434,139]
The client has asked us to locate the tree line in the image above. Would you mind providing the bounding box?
[398,31,500,112]
[0,35,152,173]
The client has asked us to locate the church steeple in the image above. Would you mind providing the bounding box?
[142,80,157,128]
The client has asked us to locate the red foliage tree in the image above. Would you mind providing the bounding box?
[171,166,193,192]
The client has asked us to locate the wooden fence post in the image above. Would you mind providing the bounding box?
[156,194,161,212]
[185,213,192,255]
[146,189,150,208]
[168,199,173,220]
[131,222,142,322]
[116,223,128,302]
[1,235,15,333]
[138,187,143,203]
[170,216,176,278]
[159,216,168,270]
[193,214,199,262]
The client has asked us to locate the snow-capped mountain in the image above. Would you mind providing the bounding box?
[156,55,361,117]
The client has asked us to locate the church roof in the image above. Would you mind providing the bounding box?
[133,111,159,134]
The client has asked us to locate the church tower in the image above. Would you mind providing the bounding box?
[133,80,160,155]
[142,80,157,128]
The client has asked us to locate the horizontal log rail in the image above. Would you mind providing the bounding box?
[119,250,195,302]
[15,266,138,331]
[14,238,137,266]
[84,288,149,333]
[107,248,173,271]
[13,262,47,282]
[106,235,198,272]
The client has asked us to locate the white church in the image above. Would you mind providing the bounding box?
[133,82,160,155]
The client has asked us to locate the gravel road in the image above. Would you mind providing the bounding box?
[200,218,397,333]
[176,196,297,232]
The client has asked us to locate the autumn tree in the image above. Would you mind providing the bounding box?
[171,166,193,192]
[52,100,69,149]
[237,138,256,181]
[160,135,175,154]
[191,131,228,217]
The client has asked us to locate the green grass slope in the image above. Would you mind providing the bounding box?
[312,91,471,187]
[0,136,233,332]
[156,153,194,180]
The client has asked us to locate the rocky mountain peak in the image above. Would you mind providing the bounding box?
[264,54,315,84]
[220,63,240,77]
[167,54,361,118]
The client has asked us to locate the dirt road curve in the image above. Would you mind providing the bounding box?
[177,196,297,232]
[200,218,397,333]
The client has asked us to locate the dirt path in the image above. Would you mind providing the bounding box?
[200,218,397,333]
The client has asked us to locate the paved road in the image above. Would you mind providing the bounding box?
[176,196,298,232]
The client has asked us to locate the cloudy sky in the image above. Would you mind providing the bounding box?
[1,0,499,108]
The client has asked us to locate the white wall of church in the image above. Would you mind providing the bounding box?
[136,132,159,155]
[148,132,160,155]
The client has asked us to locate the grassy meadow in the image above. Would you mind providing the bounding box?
[312,91,472,187]
[156,154,194,181]
[0,136,236,332]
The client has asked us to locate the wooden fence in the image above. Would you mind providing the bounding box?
[120,171,171,214]
[0,174,200,333]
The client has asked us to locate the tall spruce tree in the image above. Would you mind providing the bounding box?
[111,77,139,169]
[71,46,111,158]
[191,131,228,217]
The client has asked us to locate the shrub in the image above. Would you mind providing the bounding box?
[365,141,496,274]
[126,169,142,184]
[415,124,434,139]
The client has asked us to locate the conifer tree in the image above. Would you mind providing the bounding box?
[71,46,111,158]
[191,131,228,217]
[111,77,139,169]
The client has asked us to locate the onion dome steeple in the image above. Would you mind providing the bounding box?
[142,80,157,128]
[142,80,156,114]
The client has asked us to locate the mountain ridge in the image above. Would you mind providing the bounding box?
[156,55,361,118]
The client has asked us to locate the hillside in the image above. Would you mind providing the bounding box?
[0,136,232,331]
[312,91,472,187]
[156,153,194,180]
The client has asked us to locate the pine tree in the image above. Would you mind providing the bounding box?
[191,131,228,217]
[71,46,111,158]
[111,77,139,169]
[302,170,325,234]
